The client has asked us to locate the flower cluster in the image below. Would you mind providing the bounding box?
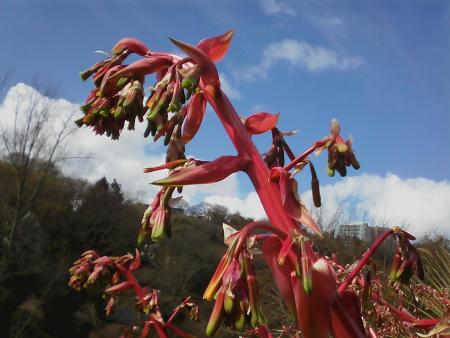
[202,230,267,336]
[69,250,199,337]
[319,119,360,177]
[139,187,174,243]
[76,38,154,139]
[72,30,447,338]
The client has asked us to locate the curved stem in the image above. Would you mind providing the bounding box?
[338,229,394,295]
[232,221,287,259]
[284,142,325,172]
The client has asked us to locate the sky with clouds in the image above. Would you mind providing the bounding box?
[0,0,449,237]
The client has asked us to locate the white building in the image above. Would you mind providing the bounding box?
[335,222,370,242]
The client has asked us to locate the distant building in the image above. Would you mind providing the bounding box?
[335,222,370,242]
[334,222,394,246]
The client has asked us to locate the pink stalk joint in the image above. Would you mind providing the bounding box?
[73,30,441,338]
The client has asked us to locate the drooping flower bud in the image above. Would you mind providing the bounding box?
[222,259,242,313]
[309,161,322,207]
[203,236,239,301]
[243,252,266,327]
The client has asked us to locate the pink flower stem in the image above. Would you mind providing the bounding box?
[232,221,287,260]
[338,229,394,295]
[167,296,192,323]
[204,89,300,235]
[284,142,325,172]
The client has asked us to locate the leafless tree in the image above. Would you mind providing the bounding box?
[0,81,79,274]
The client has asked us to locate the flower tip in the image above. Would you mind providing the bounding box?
[168,37,189,53]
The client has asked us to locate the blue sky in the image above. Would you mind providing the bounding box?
[1,0,449,235]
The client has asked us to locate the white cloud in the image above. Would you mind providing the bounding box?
[202,173,450,239]
[238,39,364,81]
[204,191,265,219]
[301,173,450,238]
[259,0,296,16]
[219,72,241,99]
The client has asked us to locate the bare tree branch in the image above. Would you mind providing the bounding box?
[0,82,84,275]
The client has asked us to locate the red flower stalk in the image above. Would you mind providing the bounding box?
[73,30,441,338]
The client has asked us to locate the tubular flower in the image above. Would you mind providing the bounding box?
[139,187,175,243]
[205,249,266,336]
[203,235,240,301]
[243,251,267,328]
